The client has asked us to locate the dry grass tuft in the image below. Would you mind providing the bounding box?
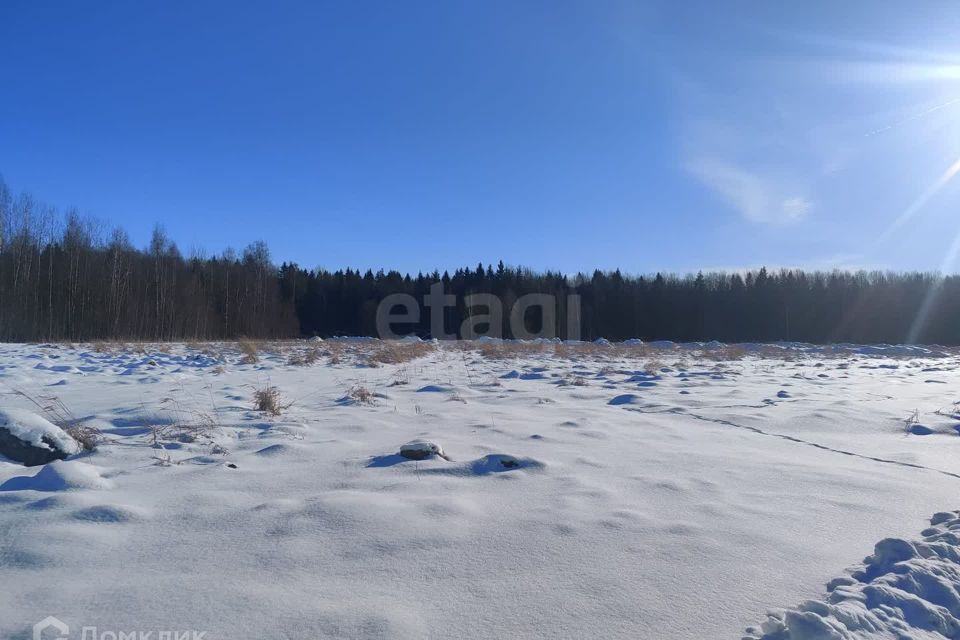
[366,341,436,365]
[13,389,101,451]
[388,366,411,387]
[700,345,749,362]
[643,359,667,375]
[288,345,323,366]
[92,341,119,355]
[347,383,375,404]
[66,424,102,451]
[238,338,260,364]
[473,341,551,360]
[903,409,921,434]
[253,385,290,415]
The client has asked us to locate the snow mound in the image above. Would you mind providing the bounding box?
[0,461,112,492]
[625,373,660,383]
[419,453,546,476]
[416,384,451,393]
[72,504,142,523]
[468,454,544,474]
[254,444,296,457]
[746,509,960,639]
[0,408,79,456]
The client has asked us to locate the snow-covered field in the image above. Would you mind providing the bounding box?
[2,339,960,639]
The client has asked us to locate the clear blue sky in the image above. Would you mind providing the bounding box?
[3,1,960,275]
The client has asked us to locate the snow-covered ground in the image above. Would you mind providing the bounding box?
[1,340,960,639]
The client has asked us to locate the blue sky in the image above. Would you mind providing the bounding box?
[2,1,960,275]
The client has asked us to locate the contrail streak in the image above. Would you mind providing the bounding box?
[866,97,960,137]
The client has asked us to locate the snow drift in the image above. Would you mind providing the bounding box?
[746,510,960,639]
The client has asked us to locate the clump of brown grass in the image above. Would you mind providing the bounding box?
[643,359,667,375]
[324,341,351,365]
[366,341,436,365]
[701,345,748,362]
[177,411,221,442]
[238,338,260,364]
[153,386,225,446]
[347,383,374,404]
[67,424,102,451]
[288,345,323,366]
[253,385,291,415]
[92,341,119,355]
[554,342,616,360]
[473,341,551,360]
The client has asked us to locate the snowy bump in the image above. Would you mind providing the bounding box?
[0,461,112,492]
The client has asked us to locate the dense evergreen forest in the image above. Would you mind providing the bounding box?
[2,176,959,344]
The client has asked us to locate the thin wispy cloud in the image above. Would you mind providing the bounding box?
[686,157,812,225]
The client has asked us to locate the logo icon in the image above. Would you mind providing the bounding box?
[33,616,69,640]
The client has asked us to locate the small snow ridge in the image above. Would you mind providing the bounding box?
[746,509,960,639]
[255,444,294,456]
[416,384,451,393]
[625,373,660,383]
[519,371,546,380]
[0,461,112,492]
[608,394,639,406]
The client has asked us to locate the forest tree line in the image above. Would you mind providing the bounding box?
[2,176,959,344]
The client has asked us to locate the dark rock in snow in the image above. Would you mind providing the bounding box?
[399,440,447,460]
[0,409,79,467]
